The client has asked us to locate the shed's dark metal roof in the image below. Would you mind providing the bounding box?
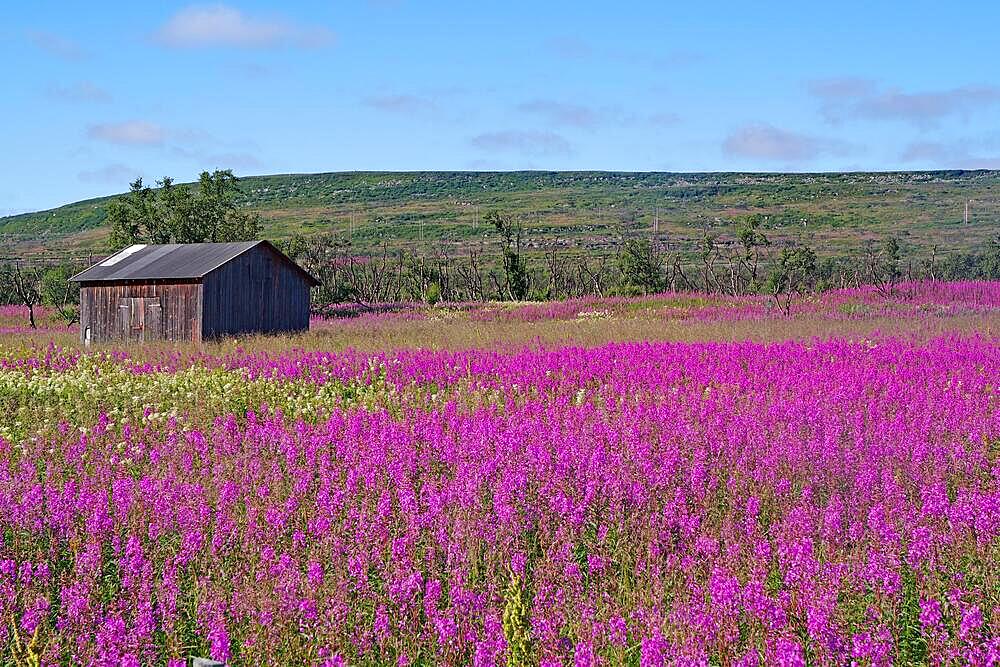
[70,240,319,285]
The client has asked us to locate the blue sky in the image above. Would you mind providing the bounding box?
[2,0,999,213]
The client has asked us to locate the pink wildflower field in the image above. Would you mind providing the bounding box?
[1,282,998,665]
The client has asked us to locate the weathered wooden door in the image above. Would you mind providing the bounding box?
[118,300,134,341]
[142,299,162,341]
[118,297,163,342]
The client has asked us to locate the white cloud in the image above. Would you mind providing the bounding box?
[87,121,165,146]
[855,87,1000,125]
[84,119,263,170]
[722,123,849,162]
[154,4,334,49]
[808,78,1000,127]
[899,140,1000,169]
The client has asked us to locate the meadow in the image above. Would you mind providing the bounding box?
[0,282,998,665]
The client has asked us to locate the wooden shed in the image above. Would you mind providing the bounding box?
[70,241,319,344]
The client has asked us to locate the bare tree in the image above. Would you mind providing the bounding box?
[665,254,694,292]
[863,236,902,298]
[454,248,487,301]
[3,263,44,328]
[699,232,723,293]
[578,255,613,298]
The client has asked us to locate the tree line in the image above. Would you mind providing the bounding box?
[282,213,1000,316]
[2,171,999,327]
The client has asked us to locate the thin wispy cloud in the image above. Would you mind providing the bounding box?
[546,36,594,60]
[857,87,1000,124]
[48,81,112,103]
[153,4,334,49]
[470,130,574,157]
[78,163,142,184]
[363,94,437,114]
[899,140,1000,170]
[85,118,263,172]
[87,121,166,146]
[26,30,86,60]
[809,78,1000,127]
[82,119,262,181]
[649,111,680,126]
[226,62,272,78]
[807,77,877,100]
[544,36,699,69]
[170,146,262,170]
[518,100,602,128]
[722,123,849,162]
[205,152,262,169]
[517,99,681,129]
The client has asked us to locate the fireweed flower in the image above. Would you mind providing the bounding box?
[773,637,805,667]
[606,615,627,647]
[920,598,943,629]
[639,631,668,667]
[960,605,984,641]
[1,314,998,663]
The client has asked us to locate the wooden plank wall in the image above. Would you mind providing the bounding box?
[201,245,310,339]
[79,281,202,344]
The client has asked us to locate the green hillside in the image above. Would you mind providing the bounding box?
[3,170,999,258]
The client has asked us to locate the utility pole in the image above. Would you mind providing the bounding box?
[965,200,970,225]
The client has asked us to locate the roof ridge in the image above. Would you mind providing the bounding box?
[68,239,312,283]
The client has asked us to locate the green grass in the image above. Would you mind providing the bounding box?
[2,170,999,259]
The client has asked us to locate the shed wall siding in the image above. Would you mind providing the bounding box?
[80,281,202,344]
[201,246,311,339]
